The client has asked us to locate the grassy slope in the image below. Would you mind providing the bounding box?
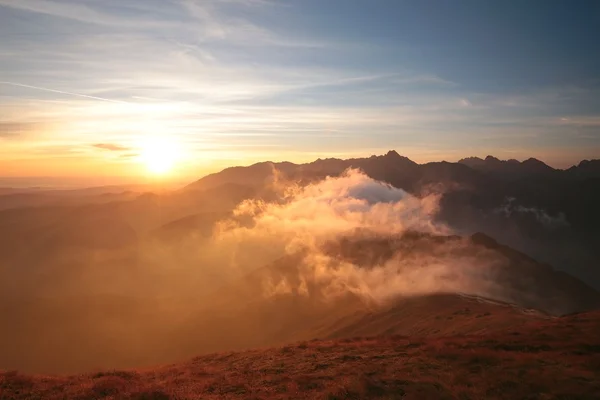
[1,311,599,400]
[319,294,548,339]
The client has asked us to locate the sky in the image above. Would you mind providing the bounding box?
[1,0,599,183]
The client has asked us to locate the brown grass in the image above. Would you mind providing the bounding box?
[1,311,599,399]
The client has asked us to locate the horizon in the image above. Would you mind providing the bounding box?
[0,150,595,189]
[1,0,599,183]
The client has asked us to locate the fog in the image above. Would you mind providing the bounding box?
[0,169,597,373]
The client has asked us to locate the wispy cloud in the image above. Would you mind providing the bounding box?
[0,0,173,28]
[0,122,38,138]
[1,82,129,104]
[557,116,600,127]
[92,143,131,152]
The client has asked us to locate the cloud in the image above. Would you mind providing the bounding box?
[494,197,570,229]
[118,152,140,159]
[391,74,458,87]
[557,116,600,127]
[0,122,38,138]
[207,169,511,302]
[0,0,173,28]
[92,143,131,152]
[2,0,599,169]
[0,81,128,104]
[180,169,566,312]
[141,169,448,289]
[180,0,322,47]
[219,168,446,247]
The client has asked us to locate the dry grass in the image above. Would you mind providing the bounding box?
[1,311,599,400]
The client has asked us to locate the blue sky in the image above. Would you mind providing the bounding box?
[1,0,599,180]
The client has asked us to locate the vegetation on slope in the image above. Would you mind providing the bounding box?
[1,311,598,400]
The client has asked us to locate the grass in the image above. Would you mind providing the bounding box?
[0,311,599,399]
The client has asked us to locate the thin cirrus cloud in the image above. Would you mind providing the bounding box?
[92,143,132,152]
[0,0,599,179]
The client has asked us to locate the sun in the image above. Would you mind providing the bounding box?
[139,135,181,175]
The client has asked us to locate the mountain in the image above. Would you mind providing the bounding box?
[3,227,598,374]
[566,159,600,179]
[186,161,298,192]
[149,212,230,243]
[186,150,481,195]
[151,230,600,371]
[1,151,600,376]
[184,151,600,290]
[458,155,555,178]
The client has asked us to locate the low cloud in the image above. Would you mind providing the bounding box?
[215,168,446,255]
[207,169,521,305]
[199,169,579,313]
[0,167,588,374]
[494,197,569,229]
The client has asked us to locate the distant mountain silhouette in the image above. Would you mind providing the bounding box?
[566,159,600,179]
[458,155,555,177]
[187,150,482,193]
[189,151,597,194]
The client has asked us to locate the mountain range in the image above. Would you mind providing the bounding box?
[185,151,600,286]
[0,151,599,378]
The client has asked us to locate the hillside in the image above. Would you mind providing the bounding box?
[0,291,555,375]
[2,310,598,400]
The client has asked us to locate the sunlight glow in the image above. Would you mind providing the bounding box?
[139,135,181,175]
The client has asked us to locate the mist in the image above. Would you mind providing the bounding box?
[0,169,597,374]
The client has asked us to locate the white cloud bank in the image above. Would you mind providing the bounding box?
[206,170,526,306]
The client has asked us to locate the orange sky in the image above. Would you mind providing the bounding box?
[2,1,599,184]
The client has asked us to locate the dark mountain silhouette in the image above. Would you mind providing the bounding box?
[458,155,555,177]
[186,150,479,194]
[566,159,600,179]
[188,152,587,195]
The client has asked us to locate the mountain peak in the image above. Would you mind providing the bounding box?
[485,155,501,162]
[521,158,553,172]
[523,157,545,165]
[382,150,417,165]
[576,159,600,169]
[458,155,556,176]
[457,157,485,167]
[470,232,499,248]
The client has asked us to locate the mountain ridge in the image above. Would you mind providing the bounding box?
[187,151,600,192]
